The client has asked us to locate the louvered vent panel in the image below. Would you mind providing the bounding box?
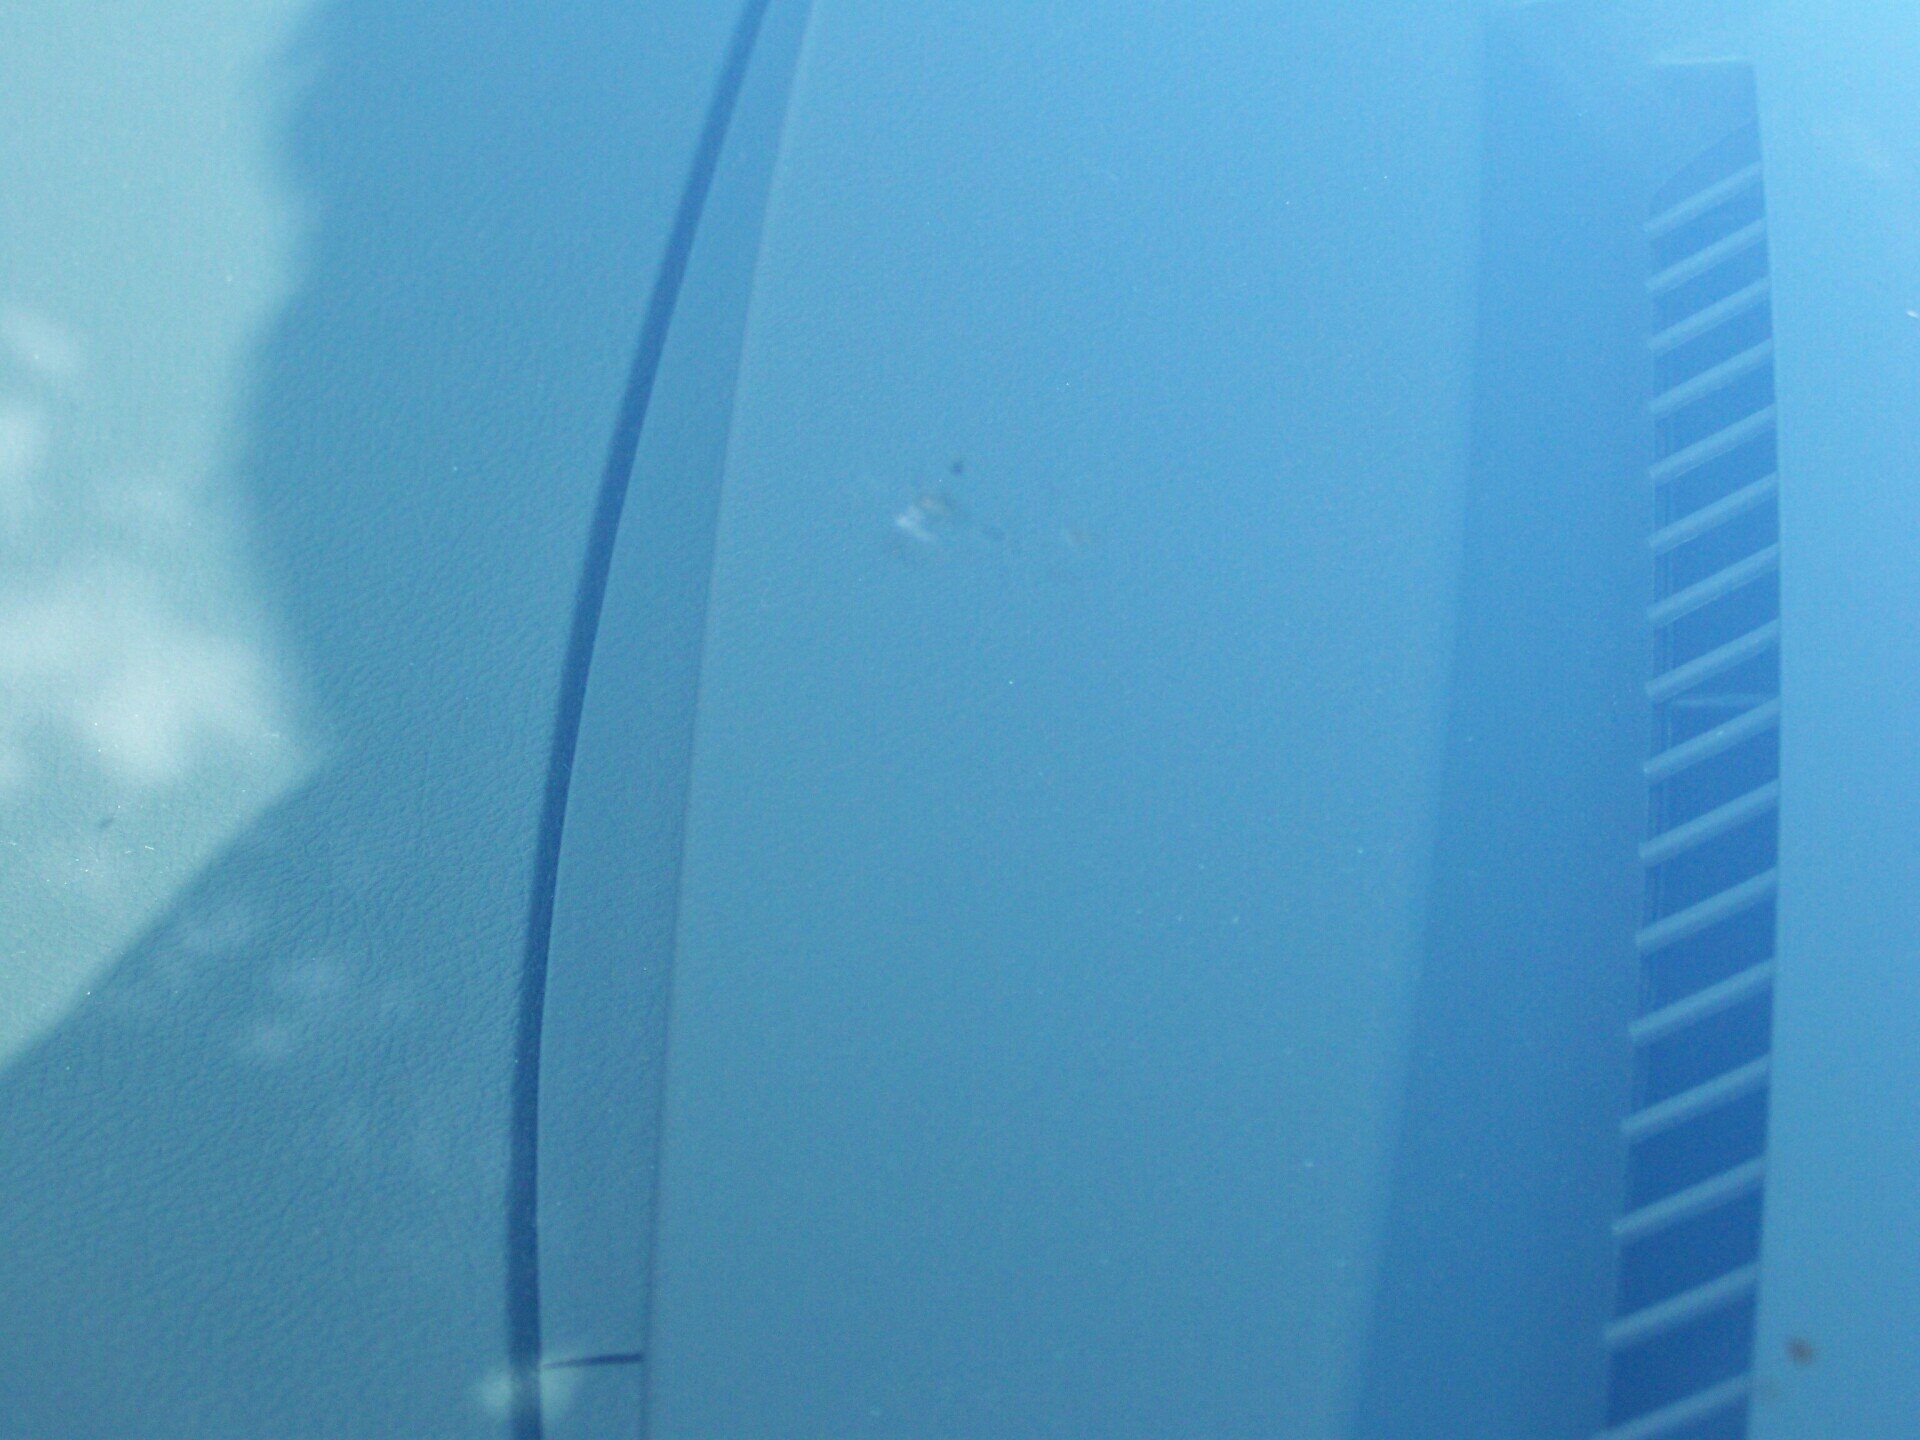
[1598,121,1782,1440]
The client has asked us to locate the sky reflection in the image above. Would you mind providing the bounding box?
[0,0,319,1066]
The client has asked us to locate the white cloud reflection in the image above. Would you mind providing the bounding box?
[0,558,297,791]
[0,1,319,1067]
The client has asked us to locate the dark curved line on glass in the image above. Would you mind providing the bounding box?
[505,2,777,1435]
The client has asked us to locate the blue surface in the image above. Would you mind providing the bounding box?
[644,4,1484,1435]
[0,4,1916,1437]
[1755,5,1920,1433]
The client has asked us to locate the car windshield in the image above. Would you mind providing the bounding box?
[3,3,1916,1438]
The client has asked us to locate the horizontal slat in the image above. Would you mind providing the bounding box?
[1649,340,1774,418]
[1606,1264,1761,1350]
[1624,1056,1771,1141]
[1637,869,1778,955]
[1649,406,1777,486]
[1648,219,1768,294]
[1632,962,1775,1045]
[1597,1375,1753,1440]
[1644,699,1780,781]
[1649,277,1770,353]
[1614,1158,1767,1243]
[1641,780,1780,866]
[1649,474,1778,555]
[1647,621,1780,704]
[1648,544,1780,628]
[1646,162,1764,238]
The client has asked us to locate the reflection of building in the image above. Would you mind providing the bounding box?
[1609,105,1782,1440]
[1360,7,1920,1440]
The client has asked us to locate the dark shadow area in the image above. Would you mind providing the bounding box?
[0,6,738,1435]
[1351,16,1654,1438]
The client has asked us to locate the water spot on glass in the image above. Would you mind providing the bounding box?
[475,1365,578,1423]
